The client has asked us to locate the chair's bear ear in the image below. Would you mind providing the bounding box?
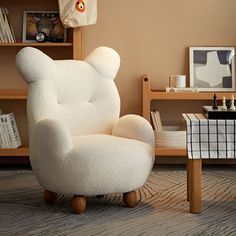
[16,47,56,84]
[85,46,120,80]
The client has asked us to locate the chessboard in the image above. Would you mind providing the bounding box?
[203,106,236,119]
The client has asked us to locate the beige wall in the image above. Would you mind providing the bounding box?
[83,0,236,119]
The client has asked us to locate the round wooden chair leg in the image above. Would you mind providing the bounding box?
[123,190,137,208]
[72,195,86,214]
[44,189,58,204]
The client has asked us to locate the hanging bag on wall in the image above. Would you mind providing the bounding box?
[58,0,97,27]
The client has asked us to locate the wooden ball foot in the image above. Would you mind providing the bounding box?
[123,190,137,208]
[44,189,58,204]
[72,195,86,214]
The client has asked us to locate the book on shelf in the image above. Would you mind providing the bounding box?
[0,115,8,148]
[0,7,16,43]
[0,110,5,148]
[0,112,22,148]
[165,87,199,93]
[150,111,157,130]
[150,110,163,131]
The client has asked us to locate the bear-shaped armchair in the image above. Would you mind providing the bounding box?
[16,46,155,214]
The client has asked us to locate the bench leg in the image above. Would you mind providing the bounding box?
[187,158,190,201]
[189,159,202,214]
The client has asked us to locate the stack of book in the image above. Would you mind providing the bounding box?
[0,111,22,148]
[0,7,16,43]
[165,87,199,93]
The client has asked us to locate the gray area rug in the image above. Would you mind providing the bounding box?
[0,166,235,236]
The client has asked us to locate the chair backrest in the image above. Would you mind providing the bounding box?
[16,47,121,137]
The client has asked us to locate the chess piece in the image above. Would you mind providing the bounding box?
[230,95,236,111]
[212,93,218,109]
[222,96,227,110]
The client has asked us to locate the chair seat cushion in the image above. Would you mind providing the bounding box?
[61,134,154,195]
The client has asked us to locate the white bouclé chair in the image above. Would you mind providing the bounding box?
[16,46,155,214]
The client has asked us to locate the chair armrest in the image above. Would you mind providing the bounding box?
[112,115,155,147]
[32,119,73,160]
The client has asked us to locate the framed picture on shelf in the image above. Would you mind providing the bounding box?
[189,47,235,91]
[22,11,66,43]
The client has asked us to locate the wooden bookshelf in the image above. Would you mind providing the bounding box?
[143,75,236,122]
[142,75,236,157]
[0,0,83,163]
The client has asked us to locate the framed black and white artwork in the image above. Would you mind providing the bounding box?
[189,47,235,91]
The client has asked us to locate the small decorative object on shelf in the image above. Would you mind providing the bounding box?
[230,95,235,111]
[212,93,218,109]
[35,32,47,43]
[203,105,236,119]
[221,96,227,110]
[204,94,236,119]
[22,11,66,43]
[169,75,186,88]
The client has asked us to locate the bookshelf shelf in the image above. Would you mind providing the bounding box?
[0,145,29,156]
[149,91,236,100]
[155,147,186,156]
[0,42,73,47]
[0,89,27,100]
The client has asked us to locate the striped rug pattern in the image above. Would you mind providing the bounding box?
[0,166,235,236]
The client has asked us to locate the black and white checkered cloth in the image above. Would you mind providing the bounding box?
[183,113,236,159]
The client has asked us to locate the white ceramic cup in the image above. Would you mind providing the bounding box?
[169,75,186,88]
